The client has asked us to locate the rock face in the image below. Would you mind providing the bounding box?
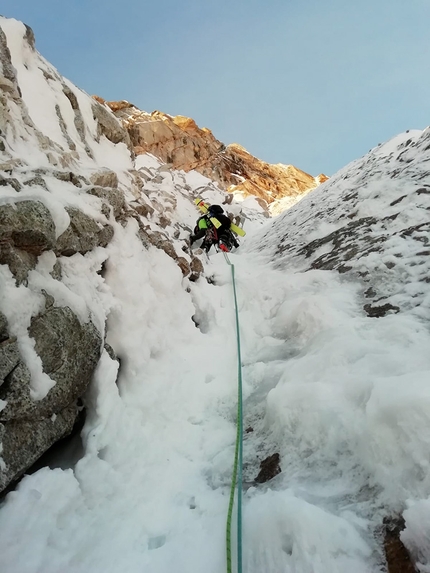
[0,201,56,284]
[0,406,78,491]
[56,207,114,256]
[0,304,101,492]
[91,99,131,148]
[94,99,327,209]
[0,282,102,492]
[0,18,119,491]
[1,307,101,422]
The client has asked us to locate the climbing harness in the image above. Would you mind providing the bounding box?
[223,252,244,573]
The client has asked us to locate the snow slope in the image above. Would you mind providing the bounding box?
[1,15,430,573]
[246,129,430,321]
[2,134,430,571]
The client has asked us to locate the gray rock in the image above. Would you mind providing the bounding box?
[23,167,48,177]
[0,338,20,385]
[363,303,400,318]
[23,175,49,190]
[30,307,102,415]
[73,112,93,157]
[133,202,155,218]
[136,170,152,183]
[0,200,55,282]
[41,69,55,81]
[60,86,93,157]
[0,243,38,284]
[98,223,115,247]
[0,174,22,192]
[56,207,114,256]
[137,226,152,249]
[0,26,18,87]
[0,362,34,420]
[89,170,118,189]
[62,85,79,110]
[0,306,102,421]
[41,289,55,309]
[0,159,22,171]
[0,404,78,492]
[0,75,20,99]
[87,186,125,219]
[0,312,8,343]
[0,200,56,255]
[54,103,77,152]
[50,260,62,281]
[52,171,88,187]
[91,101,131,147]
[24,24,36,50]
[104,342,118,363]
[52,170,88,187]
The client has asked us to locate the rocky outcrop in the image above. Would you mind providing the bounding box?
[1,307,102,421]
[220,143,326,205]
[89,168,118,189]
[94,99,326,208]
[0,200,104,492]
[0,306,101,490]
[0,15,120,487]
[0,26,21,100]
[92,100,131,148]
[0,199,115,282]
[87,186,125,219]
[56,207,114,256]
[0,181,113,493]
[0,201,56,284]
[0,406,78,492]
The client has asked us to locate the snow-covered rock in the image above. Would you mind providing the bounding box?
[0,16,242,492]
[247,129,430,321]
[99,98,326,208]
[1,13,430,573]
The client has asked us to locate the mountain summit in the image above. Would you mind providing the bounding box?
[93,97,327,212]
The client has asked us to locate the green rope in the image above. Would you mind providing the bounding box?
[224,252,243,573]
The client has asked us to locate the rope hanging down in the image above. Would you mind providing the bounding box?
[223,252,244,573]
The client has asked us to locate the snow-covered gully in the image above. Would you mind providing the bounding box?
[1,15,430,573]
[2,224,430,572]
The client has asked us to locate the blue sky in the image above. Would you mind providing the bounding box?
[2,0,430,175]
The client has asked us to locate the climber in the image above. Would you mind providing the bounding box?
[190,204,239,253]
